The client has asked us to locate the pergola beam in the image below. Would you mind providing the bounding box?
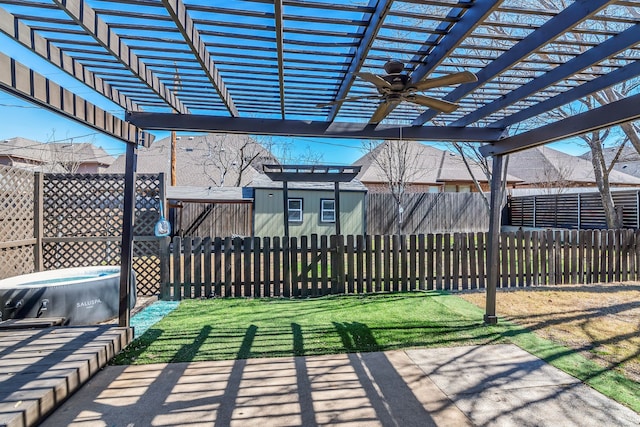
[479,92,640,156]
[326,0,393,122]
[489,59,640,130]
[0,53,153,146]
[161,0,238,117]
[452,23,640,127]
[53,0,189,114]
[412,0,614,126]
[0,7,140,112]
[126,111,505,141]
[409,0,500,85]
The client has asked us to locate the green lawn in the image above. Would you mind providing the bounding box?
[113,291,639,412]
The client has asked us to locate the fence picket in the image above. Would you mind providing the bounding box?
[383,235,391,293]
[427,234,434,290]
[283,237,291,298]
[224,237,232,296]
[253,237,261,297]
[263,237,271,297]
[435,234,443,290]
[460,233,468,290]
[193,237,202,298]
[320,235,328,295]
[300,236,308,297]
[203,237,212,298]
[468,233,477,289]
[347,235,355,294]
[400,235,408,292]
[356,235,364,294]
[452,233,460,290]
[501,233,509,288]
[365,234,373,293]
[173,236,182,300]
[273,237,281,297]
[374,235,382,292]
[310,235,319,297]
[477,233,486,288]
[291,237,299,297]
[409,235,417,291]
[443,233,451,290]
[391,235,400,292]
[418,234,426,290]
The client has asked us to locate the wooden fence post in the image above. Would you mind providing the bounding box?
[33,172,44,272]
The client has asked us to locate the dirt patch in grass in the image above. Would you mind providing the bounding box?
[458,283,640,382]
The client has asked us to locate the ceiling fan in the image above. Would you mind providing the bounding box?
[318,60,478,124]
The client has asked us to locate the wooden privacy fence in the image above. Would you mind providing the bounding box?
[162,229,640,300]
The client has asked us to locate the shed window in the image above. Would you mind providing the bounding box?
[288,198,303,222]
[321,199,335,222]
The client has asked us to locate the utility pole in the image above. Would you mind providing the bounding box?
[171,63,181,186]
[171,131,177,186]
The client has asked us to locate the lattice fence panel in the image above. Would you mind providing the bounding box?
[42,173,163,294]
[0,246,34,279]
[133,240,161,295]
[0,165,35,279]
[43,174,125,237]
[42,241,121,269]
[0,166,34,241]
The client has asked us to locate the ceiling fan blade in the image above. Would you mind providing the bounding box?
[407,94,459,113]
[369,99,400,124]
[409,71,478,92]
[316,95,380,108]
[354,72,392,89]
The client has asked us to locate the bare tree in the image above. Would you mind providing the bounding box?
[255,135,324,165]
[200,134,268,187]
[362,137,422,234]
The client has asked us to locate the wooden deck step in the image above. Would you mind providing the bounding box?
[0,325,132,427]
[0,318,66,330]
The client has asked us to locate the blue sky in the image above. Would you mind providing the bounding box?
[0,33,590,164]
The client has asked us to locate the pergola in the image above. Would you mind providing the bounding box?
[1,0,639,326]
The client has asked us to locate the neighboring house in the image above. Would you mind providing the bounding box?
[507,146,640,191]
[0,137,115,173]
[580,145,640,178]
[107,133,277,187]
[353,140,520,193]
[249,173,367,239]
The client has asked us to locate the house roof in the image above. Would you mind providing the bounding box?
[508,146,640,186]
[581,145,640,178]
[353,140,520,186]
[0,137,115,167]
[107,133,278,187]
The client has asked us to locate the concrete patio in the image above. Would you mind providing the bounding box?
[36,343,640,426]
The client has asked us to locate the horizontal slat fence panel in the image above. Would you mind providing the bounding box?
[509,190,640,230]
[164,229,640,300]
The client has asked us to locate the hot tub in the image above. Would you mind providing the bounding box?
[0,266,136,325]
